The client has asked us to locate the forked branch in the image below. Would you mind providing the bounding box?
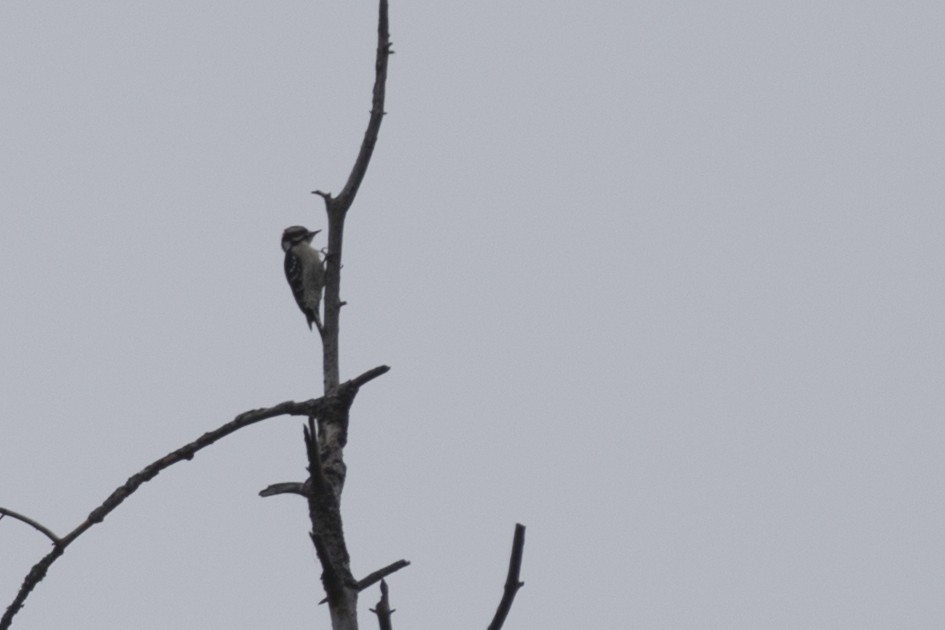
[0,365,388,630]
[319,559,411,605]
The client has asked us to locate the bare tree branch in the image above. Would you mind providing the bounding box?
[370,579,394,630]
[4,3,399,629]
[258,482,308,497]
[312,0,391,211]
[354,560,410,598]
[348,364,390,388]
[302,2,392,628]
[0,508,61,545]
[314,0,392,395]
[1,365,389,630]
[5,1,395,627]
[335,0,391,211]
[0,545,64,630]
[320,559,410,605]
[487,523,527,630]
[259,365,387,502]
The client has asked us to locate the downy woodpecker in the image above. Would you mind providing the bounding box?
[282,226,324,331]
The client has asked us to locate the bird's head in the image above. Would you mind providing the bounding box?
[281,225,321,252]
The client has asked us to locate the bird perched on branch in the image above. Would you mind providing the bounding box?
[282,225,325,331]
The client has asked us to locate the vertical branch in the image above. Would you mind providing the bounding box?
[304,417,357,627]
[321,204,345,393]
[307,1,392,629]
[314,0,391,395]
[487,523,527,630]
[370,580,394,630]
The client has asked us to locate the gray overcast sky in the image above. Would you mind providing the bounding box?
[2,2,944,628]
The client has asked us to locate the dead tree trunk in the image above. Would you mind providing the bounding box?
[1,4,527,629]
[298,1,391,628]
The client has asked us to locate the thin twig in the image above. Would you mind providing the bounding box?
[0,508,61,545]
[487,523,527,630]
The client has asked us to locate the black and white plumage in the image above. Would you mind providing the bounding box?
[281,225,325,331]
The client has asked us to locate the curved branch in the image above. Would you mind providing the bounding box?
[350,364,391,389]
[59,399,317,549]
[335,0,392,210]
[1,401,304,630]
[0,508,60,545]
[1,365,389,630]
